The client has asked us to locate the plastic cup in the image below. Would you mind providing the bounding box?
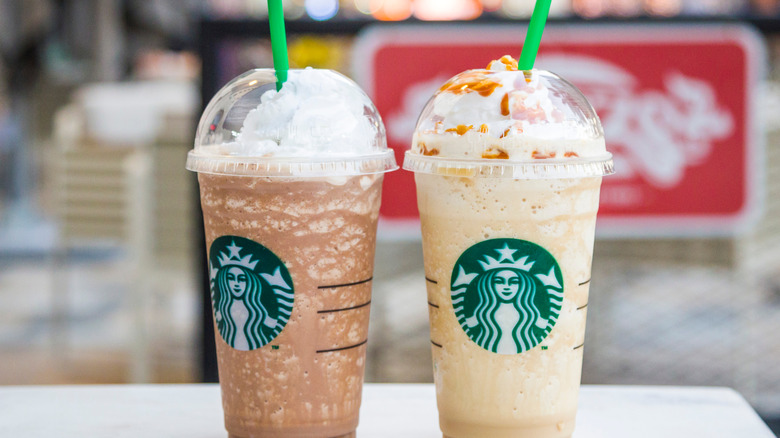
[404,64,613,438]
[187,68,396,438]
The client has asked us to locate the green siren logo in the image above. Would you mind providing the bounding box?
[451,238,563,354]
[209,236,294,351]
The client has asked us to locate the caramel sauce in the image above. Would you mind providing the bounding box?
[500,93,510,116]
[478,124,489,134]
[532,151,557,159]
[445,125,474,135]
[439,72,502,97]
[500,128,512,138]
[486,55,519,71]
[420,143,440,156]
[482,148,509,159]
[501,55,518,70]
[564,152,579,158]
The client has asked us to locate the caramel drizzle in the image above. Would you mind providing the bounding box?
[500,128,512,138]
[532,150,557,159]
[500,93,510,116]
[419,142,439,156]
[439,72,503,97]
[478,124,489,134]
[486,55,519,71]
[482,147,509,159]
[445,124,473,135]
[564,152,579,158]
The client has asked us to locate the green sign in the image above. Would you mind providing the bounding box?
[209,236,294,351]
[451,238,563,354]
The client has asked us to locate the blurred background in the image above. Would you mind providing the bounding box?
[1,0,779,435]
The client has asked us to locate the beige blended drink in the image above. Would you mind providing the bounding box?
[404,56,613,438]
[187,68,396,437]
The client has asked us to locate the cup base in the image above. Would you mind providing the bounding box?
[229,432,355,438]
[225,415,357,438]
[441,416,574,438]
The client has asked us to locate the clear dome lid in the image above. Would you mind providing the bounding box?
[404,66,613,179]
[187,68,397,177]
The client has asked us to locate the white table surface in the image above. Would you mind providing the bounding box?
[0,384,774,438]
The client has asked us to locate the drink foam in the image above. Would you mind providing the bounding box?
[410,56,608,162]
[221,68,383,158]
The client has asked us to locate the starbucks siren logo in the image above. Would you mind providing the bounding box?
[209,235,294,351]
[451,238,563,354]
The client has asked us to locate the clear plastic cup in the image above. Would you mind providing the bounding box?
[404,62,613,438]
[187,68,396,438]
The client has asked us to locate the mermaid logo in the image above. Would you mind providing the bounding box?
[209,236,294,351]
[451,238,563,354]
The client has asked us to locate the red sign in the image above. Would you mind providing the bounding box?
[354,24,764,237]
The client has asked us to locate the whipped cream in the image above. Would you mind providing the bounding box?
[411,56,607,161]
[224,68,384,157]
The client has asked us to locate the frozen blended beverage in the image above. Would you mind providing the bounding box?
[187,68,397,437]
[404,56,614,438]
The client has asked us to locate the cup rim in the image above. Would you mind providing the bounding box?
[403,151,614,179]
[186,149,399,177]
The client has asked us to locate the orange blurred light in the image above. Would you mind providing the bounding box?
[415,0,483,20]
[371,0,413,20]
[608,0,642,16]
[572,0,608,17]
[643,0,681,16]
[480,0,502,12]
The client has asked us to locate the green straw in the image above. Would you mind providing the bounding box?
[518,0,552,71]
[268,0,289,91]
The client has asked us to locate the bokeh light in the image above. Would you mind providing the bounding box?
[572,0,608,17]
[501,0,535,18]
[480,0,503,12]
[245,0,269,16]
[414,0,483,20]
[609,0,642,16]
[371,0,413,21]
[753,0,780,15]
[288,35,345,69]
[282,0,306,19]
[201,0,752,22]
[548,0,573,16]
[354,0,381,14]
[305,0,339,20]
[643,0,682,16]
[208,0,245,18]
